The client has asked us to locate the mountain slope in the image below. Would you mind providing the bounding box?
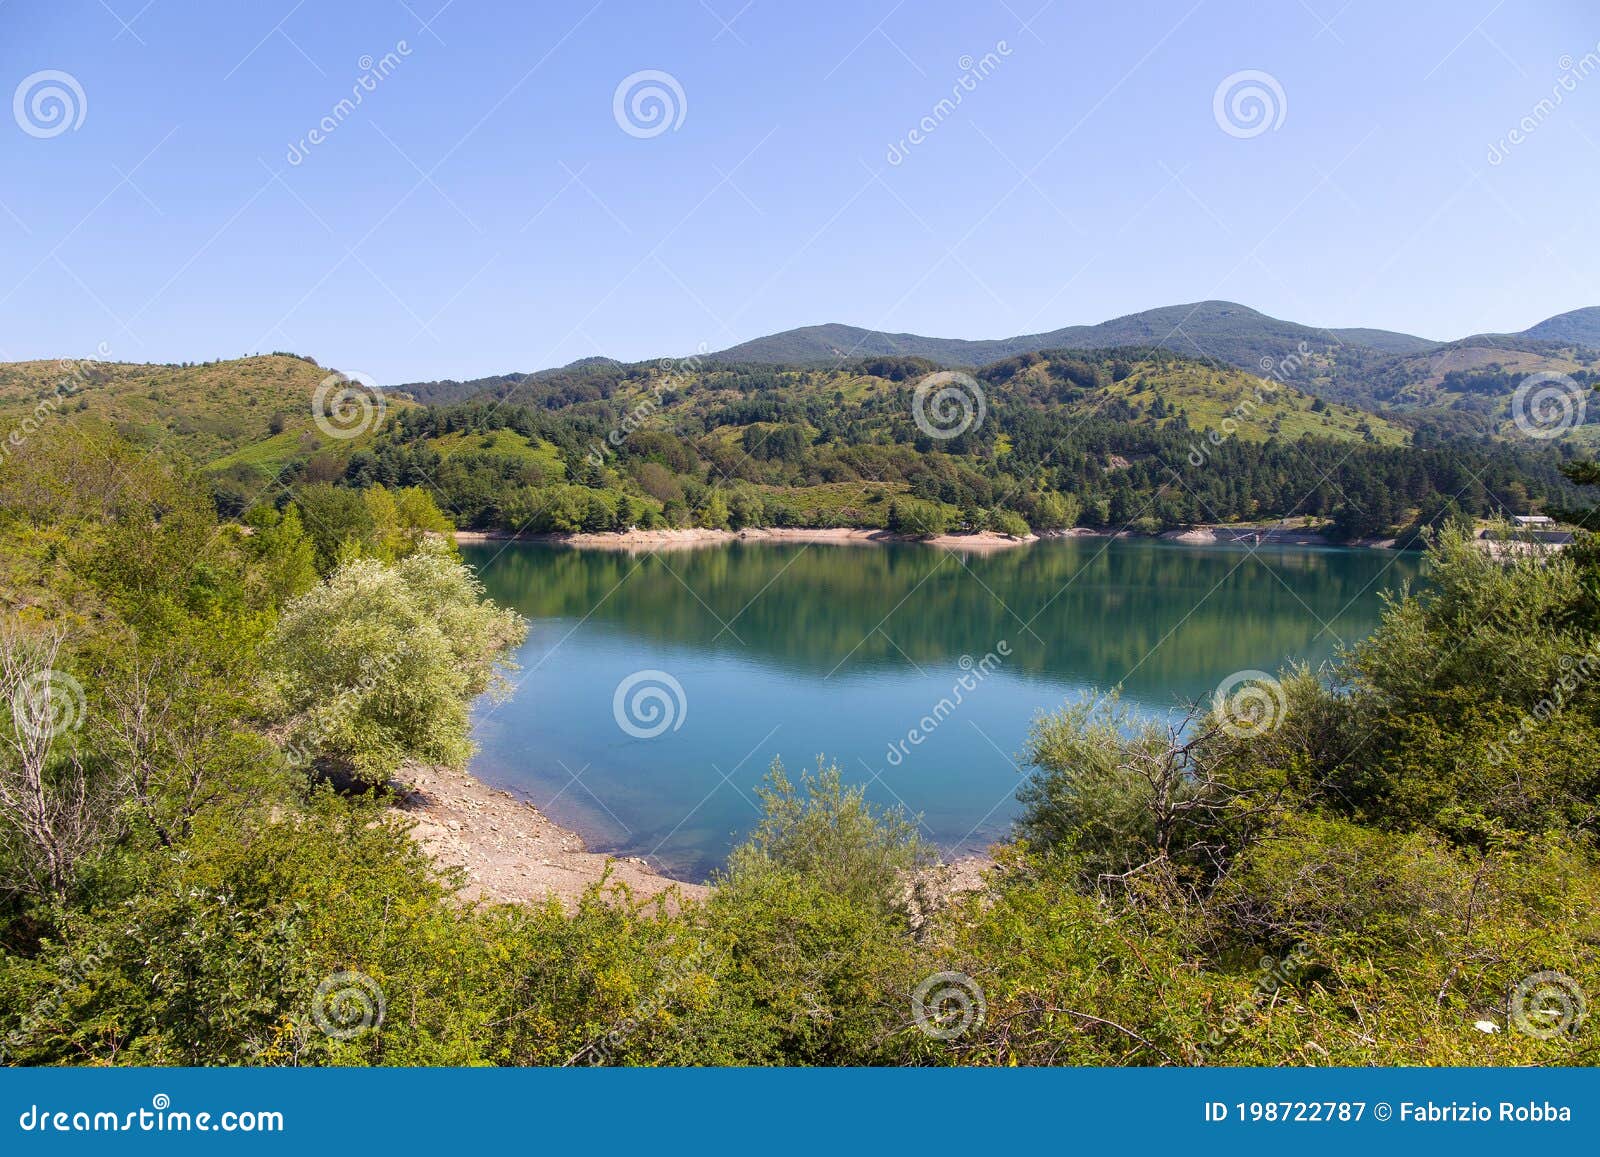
[385,300,1600,444]
[709,301,1437,368]
[1513,306,1600,349]
[425,347,1410,450]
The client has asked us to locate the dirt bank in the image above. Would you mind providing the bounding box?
[396,760,708,910]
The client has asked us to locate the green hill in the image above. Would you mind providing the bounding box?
[1507,306,1600,348]
[0,354,399,487]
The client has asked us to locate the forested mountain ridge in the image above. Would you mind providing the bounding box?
[351,348,1579,540]
[0,345,1584,542]
[394,301,1600,445]
[1498,305,1600,349]
[706,300,1438,366]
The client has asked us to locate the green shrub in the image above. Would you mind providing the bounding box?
[887,497,952,537]
[264,543,526,781]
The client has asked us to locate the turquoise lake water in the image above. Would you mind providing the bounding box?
[460,537,1425,881]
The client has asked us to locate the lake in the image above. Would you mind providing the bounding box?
[460,536,1425,881]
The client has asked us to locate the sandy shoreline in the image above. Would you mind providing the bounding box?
[449,523,1420,552]
[397,760,709,909]
[396,759,995,911]
[452,526,1039,551]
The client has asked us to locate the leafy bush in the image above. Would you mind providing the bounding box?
[264,543,526,781]
[887,497,952,537]
[987,509,1031,537]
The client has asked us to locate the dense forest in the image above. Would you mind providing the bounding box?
[0,420,1597,1065]
[332,348,1583,544]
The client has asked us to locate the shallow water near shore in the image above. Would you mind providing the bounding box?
[462,536,1425,881]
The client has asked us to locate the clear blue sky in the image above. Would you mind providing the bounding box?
[2,0,1597,383]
